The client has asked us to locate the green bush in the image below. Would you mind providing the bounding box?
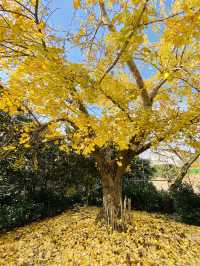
[0,201,41,230]
[123,180,200,226]
[123,181,174,213]
[170,183,200,225]
[0,193,77,231]
[154,164,178,182]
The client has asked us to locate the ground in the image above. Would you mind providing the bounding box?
[0,207,199,266]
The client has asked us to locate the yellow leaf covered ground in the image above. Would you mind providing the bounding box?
[0,207,199,266]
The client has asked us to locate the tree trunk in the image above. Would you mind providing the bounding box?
[102,173,122,224]
[95,156,131,231]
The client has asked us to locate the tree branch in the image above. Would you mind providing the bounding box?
[33,0,47,49]
[34,0,40,24]
[127,59,151,107]
[23,104,41,126]
[179,78,200,93]
[98,0,152,108]
[35,117,78,134]
[149,79,167,101]
[141,11,184,27]
[13,0,35,16]
[88,78,133,121]
[0,6,32,20]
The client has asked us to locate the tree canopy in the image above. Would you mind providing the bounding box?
[0,0,199,156]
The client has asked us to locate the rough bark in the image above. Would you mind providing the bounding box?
[95,151,132,231]
[101,173,122,224]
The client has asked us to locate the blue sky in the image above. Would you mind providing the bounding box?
[47,0,160,78]
[47,0,84,62]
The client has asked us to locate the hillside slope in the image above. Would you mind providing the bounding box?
[0,207,199,266]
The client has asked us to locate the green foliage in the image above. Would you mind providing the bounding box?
[170,183,200,226]
[123,181,174,213]
[122,158,200,225]
[0,201,41,231]
[0,136,100,231]
[1,136,200,231]
[0,196,75,231]
[124,157,155,180]
[122,157,174,213]
[154,164,178,181]
[123,180,200,226]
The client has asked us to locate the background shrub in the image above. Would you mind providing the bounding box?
[1,148,200,231]
[123,181,174,213]
[170,183,200,225]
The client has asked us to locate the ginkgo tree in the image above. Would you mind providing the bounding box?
[0,0,200,230]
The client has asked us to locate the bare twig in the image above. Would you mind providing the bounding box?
[0,5,32,20]
[142,11,185,27]
[34,0,40,24]
[13,0,35,16]
[88,21,102,56]
[179,77,200,93]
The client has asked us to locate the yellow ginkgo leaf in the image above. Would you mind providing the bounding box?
[38,22,45,30]
[163,72,170,79]
[24,144,31,148]
[73,0,81,9]
[117,161,122,167]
